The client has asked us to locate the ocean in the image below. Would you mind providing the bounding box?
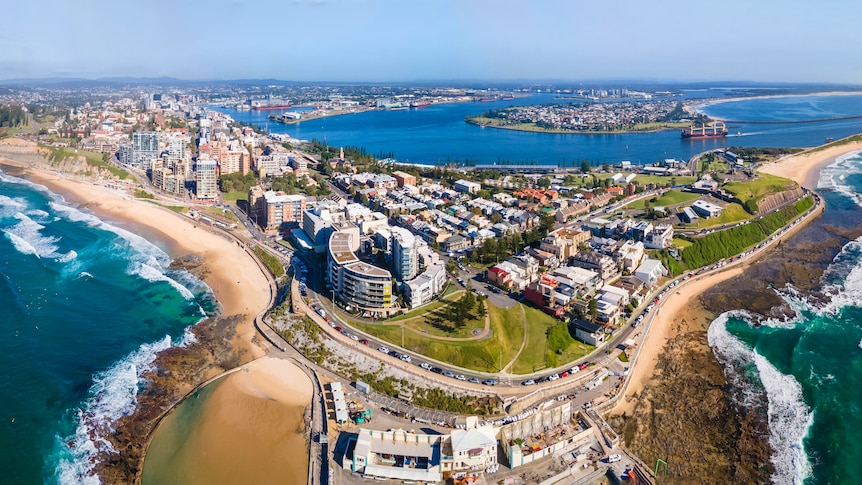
[214,91,862,166]
[708,151,862,484]
[0,172,215,483]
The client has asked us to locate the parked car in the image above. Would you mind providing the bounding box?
[334,326,343,332]
[468,377,481,384]
[400,354,411,362]
[522,379,536,386]
[431,367,443,374]
[378,346,390,354]
[548,373,560,381]
[455,374,466,381]
[359,339,369,345]
[482,379,497,386]
[420,362,432,370]
[559,371,569,378]
[443,370,455,378]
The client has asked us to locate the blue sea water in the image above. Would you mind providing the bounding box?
[0,172,215,483]
[214,92,862,166]
[708,151,862,484]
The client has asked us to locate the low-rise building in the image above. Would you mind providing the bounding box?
[571,252,619,283]
[573,319,606,346]
[645,223,673,249]
[635,258,667,288]
[454,179,481,194]
[691,199,723,218]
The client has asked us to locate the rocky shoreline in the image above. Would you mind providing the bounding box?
[608,191,862,483]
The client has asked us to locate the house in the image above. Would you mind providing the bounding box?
[573,319,606,346]
[571,252,619,283]
[487,266,513,290]
[645,224,673,250]
[635,258,667,288]
[442,234,469,252]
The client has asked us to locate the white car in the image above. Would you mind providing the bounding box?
[548,373,560,381]
[420,362,432,370]
[399,354,411,363]
[378,346,390,354]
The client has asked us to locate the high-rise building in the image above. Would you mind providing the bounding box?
[195,158,218,200]
[391,226,418,281]
[132,131,159,169]
[255,191,307,231]
[328,230,394,312]
[167,137,186,161]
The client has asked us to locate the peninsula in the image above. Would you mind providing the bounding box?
[465,100,710,134]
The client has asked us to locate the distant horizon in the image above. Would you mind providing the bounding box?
[3,0,861,84]
[2,75,861,89]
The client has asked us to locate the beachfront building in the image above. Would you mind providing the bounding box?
[132,131,159,169]
[302,204,346,252]
[500,403,595,469]
[328,230,395,314]
[253,190,307,231]
[634,258,667,288]
[573,319,606,346]
[194,158,218,200]
[351,418,497,482]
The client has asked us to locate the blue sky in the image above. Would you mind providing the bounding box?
[2,0,860,83]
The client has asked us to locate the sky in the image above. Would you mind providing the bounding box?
[2,0,861,83]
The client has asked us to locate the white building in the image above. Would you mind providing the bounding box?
[454,179,481,194]
[691,199,723,218]
[635,258,667,288]
[132,131,159,169]
[391,226,419,281]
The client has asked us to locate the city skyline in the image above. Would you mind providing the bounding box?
[3,0,861,84]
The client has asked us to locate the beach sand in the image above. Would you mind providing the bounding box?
[758,142,862,189]
[613,267,742,417]
[685,90,862,120]
[141,357,313,485]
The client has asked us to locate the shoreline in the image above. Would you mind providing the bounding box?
[141,357,312,485]
[686,90,862,120]
[464,116,685,135]
[757,138,862,189]
[0,146,286,482]
[608,142,862,481]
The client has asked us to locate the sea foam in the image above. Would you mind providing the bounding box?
[708,313,814,485]
[53,327,198,484]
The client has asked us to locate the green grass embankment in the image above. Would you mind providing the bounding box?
[254,246,285,278]
[681,195,814,268]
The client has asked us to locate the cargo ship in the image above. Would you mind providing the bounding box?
[682,121,728,139]
[410,100,431,108]
[252,103,292,111]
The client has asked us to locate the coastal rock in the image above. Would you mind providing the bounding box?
[607,325,773,483]
[169,254,205,271]
[93,314,256,484]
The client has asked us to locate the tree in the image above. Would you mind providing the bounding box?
[537,177,551,189]
[580,160,591,174]
[588,298,598,321]
[446,259,458,277]
[477,298,486,318]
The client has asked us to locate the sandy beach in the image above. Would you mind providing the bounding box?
[686,90,862,120]
[612,267,742,416]
[141,357,313,485]
[758,141,862,189]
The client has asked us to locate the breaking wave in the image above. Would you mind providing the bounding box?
[708,313,813,485]
[53,329,198,484]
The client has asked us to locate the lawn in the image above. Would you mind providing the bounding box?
[354,302,524,373]
[723,173,795,202]
[510,305,595,374]
[698,203,752,228]
[672,237,693,249]
[385,289,463,322]
[222,190,247,202]
[627,189,700,209]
